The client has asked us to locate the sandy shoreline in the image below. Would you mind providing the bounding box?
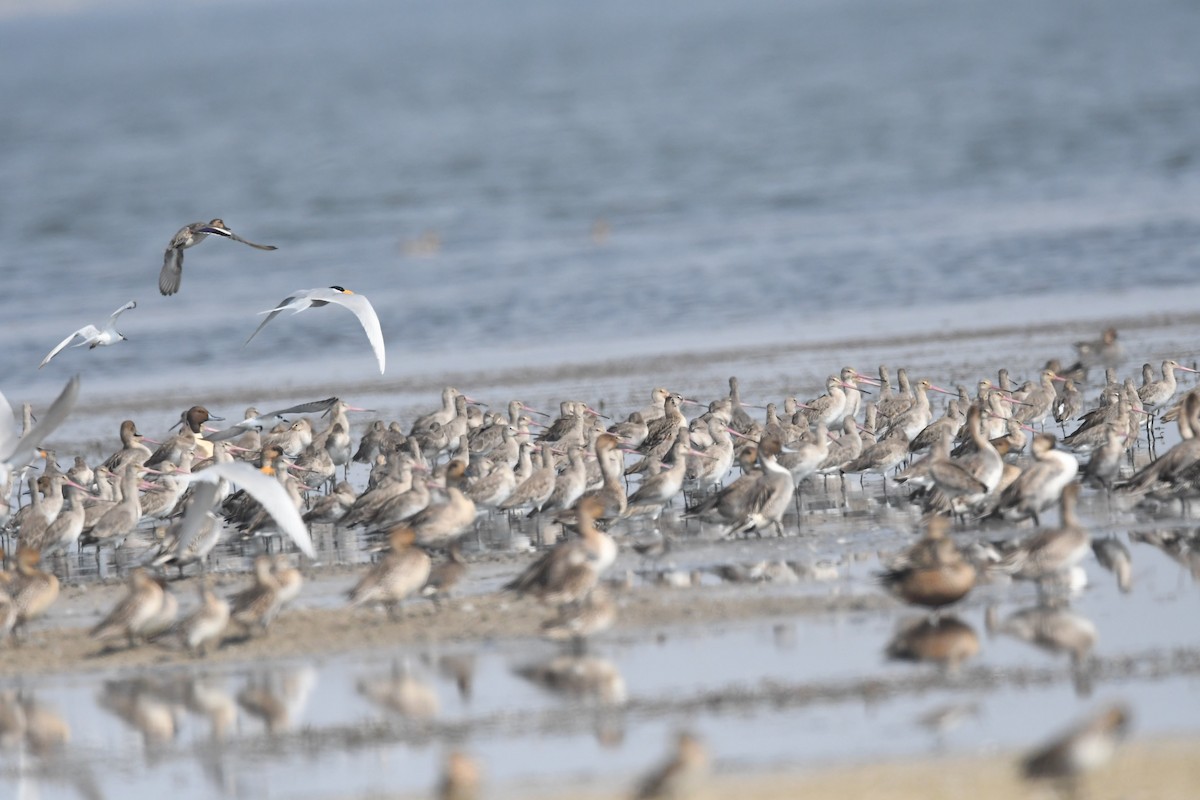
[7,572,1198,800]
[527,739,1200,800]
[0,573,894,677]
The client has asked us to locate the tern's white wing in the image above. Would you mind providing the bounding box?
[107,300,137,325]
[183,461,315,558]
[267,397,340,417]
[161,480,222,562]
[245,292,307,346]
[0,389,15,460]
[39,328,91,368]
[322,291,386,374]
[247,287,385,374]
[280,288,320,313]
[1,376,80,465]
[204,397,339,443]
[68,325,104,350]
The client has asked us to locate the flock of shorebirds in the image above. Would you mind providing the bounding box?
[1,289,1193,795]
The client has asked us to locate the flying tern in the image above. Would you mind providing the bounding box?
[245,286,386,374]
[204,397,354,442]
[176,461,315,559]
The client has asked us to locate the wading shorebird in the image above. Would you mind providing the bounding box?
[876,516,976,612]
[632,731,710,800]
[348,527,432,619]
[1022,704,1131,784]
[505,496,616,607]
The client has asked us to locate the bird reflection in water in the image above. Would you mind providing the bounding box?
[97,678,178,749]
[173,673,238,741]
[0,691,103,800]
[356,662,440,721]
[916,701,982,751]
[236,666,317,735]
[884,615,980,673]
[1130,528,1200,583]
[987,603,1097,696]
[513,652,628,747]
[0,690,70,757]
[1092,535,1133,593]
[513,654,627,705]
[421,651,475,703]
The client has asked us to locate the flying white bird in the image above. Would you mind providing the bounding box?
[177,461,316,559]
[1,376,80,492]
[39,301,136,369]
[159,218,277,296]
[245,286,386,374]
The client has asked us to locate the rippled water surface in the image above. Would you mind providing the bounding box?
[3,0,1200,402]
[3,0,1200,797]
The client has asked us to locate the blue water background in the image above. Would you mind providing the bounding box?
[1,0,1199,403]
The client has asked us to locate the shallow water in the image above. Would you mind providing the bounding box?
[2,492,1198,798]
[4,0,1200,796]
